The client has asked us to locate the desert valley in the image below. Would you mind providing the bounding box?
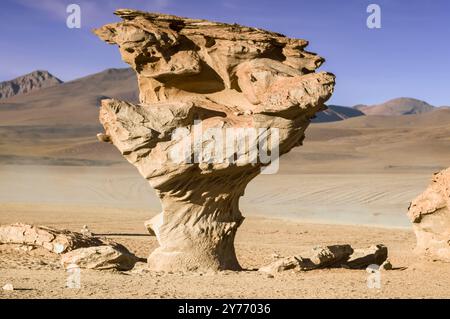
[1,63,450,298]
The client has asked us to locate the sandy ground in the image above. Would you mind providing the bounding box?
[1,212,450,299]
[1,165,450,298]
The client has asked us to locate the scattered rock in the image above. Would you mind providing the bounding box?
[299,245,354,270]
[408,168,450,262]
[266,273,274,279]
[259,256,299,274]
[346,244,388,269]
[259,244,388,273]
[61,245,138,271]
[93,10,335,272]
[0,223,104,254]
[2,283,14,291]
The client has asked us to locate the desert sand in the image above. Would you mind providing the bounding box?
[1,205,450,299]
[1,162,450,298]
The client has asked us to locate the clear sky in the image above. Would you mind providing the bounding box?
[1,0,449,106]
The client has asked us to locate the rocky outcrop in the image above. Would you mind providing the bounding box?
[0,223,104,254]
[61,245,138,271]
[259,244,388,274]
[408,169,450,262]
[94,9,335,272]
[0,70,62,100]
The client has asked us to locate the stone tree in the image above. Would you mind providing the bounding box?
[94,9,335,271]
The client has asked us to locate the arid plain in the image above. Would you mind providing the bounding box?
[1,69,450,298]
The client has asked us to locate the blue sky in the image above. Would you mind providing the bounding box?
[1,0,449,106]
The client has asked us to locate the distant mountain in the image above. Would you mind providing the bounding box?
[312,105,365,123]
[0,68,138,125]
[0,70,63,100]
[354,98,435,116]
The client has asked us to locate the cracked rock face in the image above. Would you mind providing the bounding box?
[408,168,450,262]
[94,9,335,272]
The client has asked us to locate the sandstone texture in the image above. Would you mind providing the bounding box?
[0,223,139,271]
[259,244,388,274]
[408,168,450,262]
[94,9,335,271]
[61,245,138,271]
[0,223,103,254]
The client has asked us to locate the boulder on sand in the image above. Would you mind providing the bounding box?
[61,245,139,271]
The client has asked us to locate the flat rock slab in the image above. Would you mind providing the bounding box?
[0,223,104,254]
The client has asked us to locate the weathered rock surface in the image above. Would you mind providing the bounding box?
[0,223,104,254]
[346,244,388,269]
[259,244,388,274]
[0,70,62,100]
[259,245,353,274]
[61,245,138,271]
[408,168,450,262]
[259,256,300,273]
[94,9,335,271]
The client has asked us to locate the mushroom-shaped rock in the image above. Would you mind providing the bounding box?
[93,9,335,272]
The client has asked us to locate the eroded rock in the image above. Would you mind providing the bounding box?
[259,244,388,274]
[408,168,450,262]
[259,245,353,274]
[93,9,335,272]
[299,245,354,270]
[61,245,138,271]
[259,256,299,273]
[0,223,104,254]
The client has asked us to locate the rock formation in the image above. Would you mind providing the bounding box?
[61,245,138,271]
[0,70,62,100]
[0,223,139,270]
[93,9,335,272]
[408,168,450,262]
[259,244,388,274]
